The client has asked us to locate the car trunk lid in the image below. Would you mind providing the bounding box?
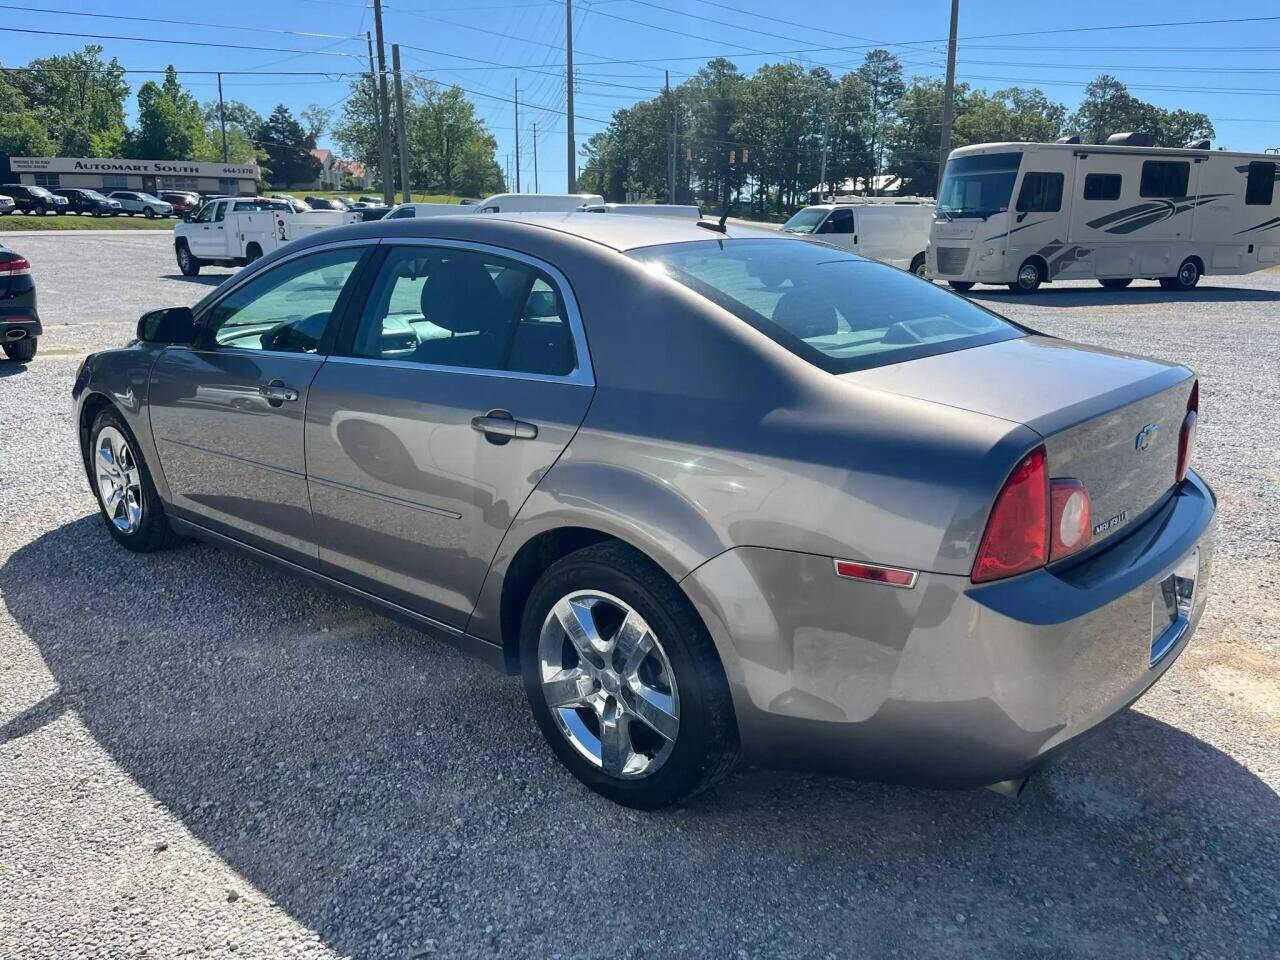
[842,335,1194,548]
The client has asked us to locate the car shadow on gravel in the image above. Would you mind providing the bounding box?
[966,284,1280,309]
[160,273,231,286]
[5,516,1278,960]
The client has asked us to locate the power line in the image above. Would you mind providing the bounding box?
[0,4,363,42]
[0,26,364,58]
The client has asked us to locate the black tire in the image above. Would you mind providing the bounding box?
[948,280,974,291]
[1008,259,1044,294]
[245,243,263,264]
[909,253,927,279]
[1159,258,1201,291]
[87,407,183,553]
[33,202,46,216]
[176,241,201,276]
[143,206,156,219]
[1099,278,1132,290]
[3,337,36,362]
[519,541,739,809]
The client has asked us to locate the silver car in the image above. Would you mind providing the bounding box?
[72,213,1215,808]
[106,191,174,218]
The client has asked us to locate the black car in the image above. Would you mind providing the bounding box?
[304,196,346,211]
[0,243,39,362]
[357,205,391,221]
[53,188,122,216]
[0,184,69,215]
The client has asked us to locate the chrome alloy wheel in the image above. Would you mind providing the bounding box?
[95,426,143,534]
[538,590,680,779]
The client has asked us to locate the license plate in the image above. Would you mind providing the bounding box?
[1151,548,1198,666]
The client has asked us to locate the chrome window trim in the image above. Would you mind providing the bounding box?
[340,236,595,388]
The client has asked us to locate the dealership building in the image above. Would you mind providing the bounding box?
[4,157,260,196]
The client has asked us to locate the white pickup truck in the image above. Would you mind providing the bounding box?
[173,196,358,276]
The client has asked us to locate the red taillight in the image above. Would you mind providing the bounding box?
[1049,478,1091,561]
[971,446,1049,583]
[0,257,31,275]
[1177,379,1198,483]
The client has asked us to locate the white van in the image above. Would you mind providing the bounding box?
[579,202,702,219]
[475,192,605,214]
[929,137,1280,292]
[780,198,935,274]
[382,202,471,220]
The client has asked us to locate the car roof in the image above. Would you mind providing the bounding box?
[479,211,781,251]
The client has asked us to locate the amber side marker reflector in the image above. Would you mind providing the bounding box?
[834,559,918,589]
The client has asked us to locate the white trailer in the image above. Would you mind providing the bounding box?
[928,138,1280,293]
[173,197,359,276]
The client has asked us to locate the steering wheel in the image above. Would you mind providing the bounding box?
[260,311,330,353]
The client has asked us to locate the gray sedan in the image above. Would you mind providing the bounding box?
[71,213,1215,808]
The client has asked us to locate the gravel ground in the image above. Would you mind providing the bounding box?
[1,232,1276,960]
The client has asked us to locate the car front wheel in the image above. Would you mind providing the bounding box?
[143,206,156,218]
[88,409,183,552]
[520,541,739,808]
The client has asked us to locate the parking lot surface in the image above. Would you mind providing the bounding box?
[1,232,1276,960]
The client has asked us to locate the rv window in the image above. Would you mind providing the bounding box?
[1015,172,1063,213]
[1140,161,1189,199]
[1245,162,1276,206]
[1083,173,1122,201]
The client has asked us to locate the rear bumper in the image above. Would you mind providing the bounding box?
[0,315,41,341]
[683,471,1216,788]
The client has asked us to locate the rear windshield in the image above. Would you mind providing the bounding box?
[628,238,1022,374]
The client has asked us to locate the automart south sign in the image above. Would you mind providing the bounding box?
[9,157,260,178]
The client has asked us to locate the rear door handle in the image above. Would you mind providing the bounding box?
[259,380,299,405]
[471,412,538,442]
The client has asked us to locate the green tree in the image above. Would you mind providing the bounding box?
[1067,75,1213,146]
[128,66,206,159]
[255,105,320,187]
[856,50,905,184]
[7,46,128,155]
[0,72,55,156]
[200,99,260,163]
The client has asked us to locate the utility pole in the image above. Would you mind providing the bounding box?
[666,70,676,203]
[505,153,511,190]
[514,78,521,193]
[216,72,228,163]
[937,0,960,196]
[532,122,539,192]
[565,0,576,191]
[371,1,394,205]
[818,103,831,201]
[392,44,411,203]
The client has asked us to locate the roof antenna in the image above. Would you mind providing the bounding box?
[697,189,737,234]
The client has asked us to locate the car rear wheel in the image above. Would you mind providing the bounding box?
[3,337,36,362]
[1160,258,1201,291]
[245,243,263,264]
[88,409,183,552]
[520,541,739,808]
[948,280,974,291]
[176,241,201,276]
[1099,278,1132,290]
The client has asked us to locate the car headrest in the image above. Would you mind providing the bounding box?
[771,288,838,339]
[420,259,505,334]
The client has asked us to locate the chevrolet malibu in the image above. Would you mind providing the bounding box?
[72,213,1214,808]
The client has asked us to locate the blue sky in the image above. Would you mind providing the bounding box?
[6,0,1280,185]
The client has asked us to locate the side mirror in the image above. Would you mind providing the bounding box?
[182,211,193,222]
[137,306,195,345]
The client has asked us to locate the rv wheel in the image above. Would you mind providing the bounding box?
[1099,278,1132,290]
[947,281,974,292]
[1159,259,1200,291]
[1008,260,1043,294]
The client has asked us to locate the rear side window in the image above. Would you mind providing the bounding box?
[1245,161,1276,206]
[1015,172,1063,213]
[349,246,577,377]
[1140,161,1189,198]
[629,238,1021,375]
[1083,173,1122,201]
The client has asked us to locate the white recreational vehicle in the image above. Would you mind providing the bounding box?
[927,136,1280,293]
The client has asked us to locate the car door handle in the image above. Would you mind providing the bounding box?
[259,380,299,404]
[471,412,538,442]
